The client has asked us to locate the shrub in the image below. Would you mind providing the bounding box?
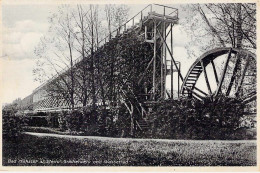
[58,108,100,135]
[58,112,67,131]
[2,112,28,142]
[148,95,245,140]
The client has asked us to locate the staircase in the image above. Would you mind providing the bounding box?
[136,118,149,131]
[182,62,203,97]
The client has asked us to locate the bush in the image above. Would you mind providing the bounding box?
[2,112,28,142]
[58,108,100,135]
[58,111,68,131]
[148,95,245,140]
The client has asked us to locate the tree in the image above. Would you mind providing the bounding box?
[182,3,256,57]
[34,5,78,109]
[105,4,130,37]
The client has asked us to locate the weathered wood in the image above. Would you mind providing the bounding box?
[235,53,250,96]
[243,93,256,104]
[138,56,154,85]
[215,48,232,96]
[156,27,184,81]
[153,21,157,100]
[201,60,212,95]
[226,53,240,96]
[170,24,174,98]
[211,60,219,84]
[194,86,207,96]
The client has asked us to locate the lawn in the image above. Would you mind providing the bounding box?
[2,132,256,166]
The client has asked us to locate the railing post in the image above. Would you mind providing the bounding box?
[124,23,126,31]
[141,11,143,21]
[150,4,152,12]
[164,6,165,16]
[133,17,134,26]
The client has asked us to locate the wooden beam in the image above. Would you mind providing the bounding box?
[153,21,157,100]
[156,27,184,81]
[201,60,212,95]
[184,86,203,100]
[243,93,256,104]
[163,21,167,99]
[226,53,240,96]
[235,53,250,96]
[211,60,219,84]
[138,56,154,85]
[194,86,208,96]
[170,24,173,99]
[215,48,232,96]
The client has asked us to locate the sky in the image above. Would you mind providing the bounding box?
[1,3,202,104]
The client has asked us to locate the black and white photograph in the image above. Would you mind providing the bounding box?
[1,0,257,168]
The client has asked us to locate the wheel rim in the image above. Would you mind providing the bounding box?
[181,47,256,106]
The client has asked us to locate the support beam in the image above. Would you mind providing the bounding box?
[194,86,208,96]
[156,27,184,81]
[211,60,219,84]
[184,86,203,100]
[153,21,157,100]
[243,93,256,104]
[235,53,250,96]
[138,56,154,85]
[215,48,232,96]
[201,60,212,95]
[160,23,164,98]
[163,21,167,99]
[226,53,240,96]
[170,24,173,99]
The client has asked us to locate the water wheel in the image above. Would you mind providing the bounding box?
[181,47,256,114]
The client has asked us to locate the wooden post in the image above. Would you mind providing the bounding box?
[163,21,167,99]
[170,24,173,99]
[153,21,157,100]
[156,27,184,82]
[178,62,180,98]
[161,32,164,98]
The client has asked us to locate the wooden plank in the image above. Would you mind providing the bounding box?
[201,60,212,95]
[215,48,232,96]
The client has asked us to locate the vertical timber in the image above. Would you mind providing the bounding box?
[153,21,157,100]
[170,24,173,99]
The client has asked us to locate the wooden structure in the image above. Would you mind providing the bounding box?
[16,4,256,135]
[181,48,256,106]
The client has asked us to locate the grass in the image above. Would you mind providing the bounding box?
[2,132,256,166]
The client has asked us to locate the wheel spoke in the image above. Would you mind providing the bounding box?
[200,60,212,95]
[242,92,256,104]
[226,53,240,96]
[215,48,232,96]
[211,60,219,84]
[184,86,203,100]
[235,53,250,96]
[194,86,208,96]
